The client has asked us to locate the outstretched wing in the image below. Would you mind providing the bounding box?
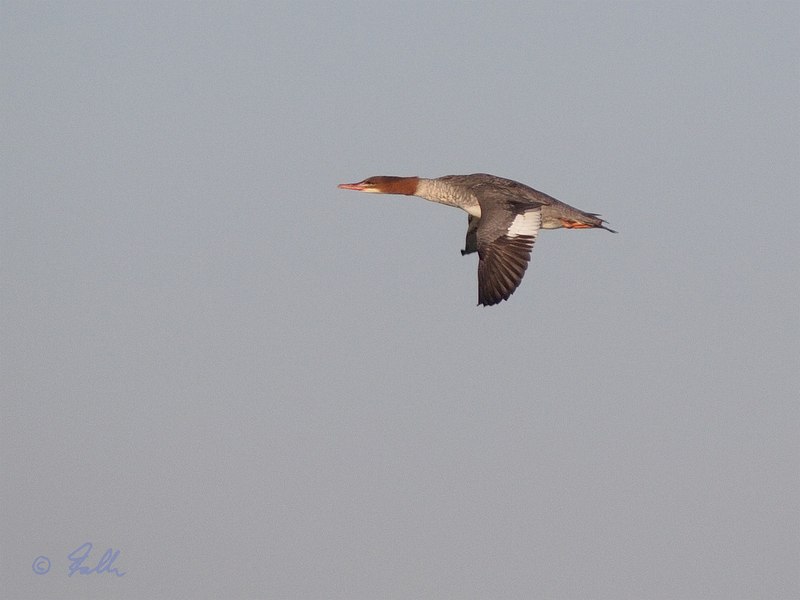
[476,207,541,306]
[461,215,479,256]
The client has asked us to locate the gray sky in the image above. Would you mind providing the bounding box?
[2,2,798,598]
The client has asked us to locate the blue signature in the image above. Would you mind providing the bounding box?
[67,542,126,577]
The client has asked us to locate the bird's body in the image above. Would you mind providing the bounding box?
[338,173,615,306]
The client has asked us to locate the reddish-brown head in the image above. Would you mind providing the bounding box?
[337,176,419,195]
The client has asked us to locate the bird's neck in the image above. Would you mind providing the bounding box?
[415,178,480,216]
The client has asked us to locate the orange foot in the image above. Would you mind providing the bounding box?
[560,219,593,229]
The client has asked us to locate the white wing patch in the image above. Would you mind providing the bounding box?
[507,209,541,238]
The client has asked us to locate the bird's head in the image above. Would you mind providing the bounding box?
[337,176,419,195]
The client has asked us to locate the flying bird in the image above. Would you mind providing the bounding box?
[338,173,615,306]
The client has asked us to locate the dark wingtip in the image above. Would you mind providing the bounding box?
[478,299,504,307]
[477,294,507,307]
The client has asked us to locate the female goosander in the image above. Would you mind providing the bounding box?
[338,173,615,306]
